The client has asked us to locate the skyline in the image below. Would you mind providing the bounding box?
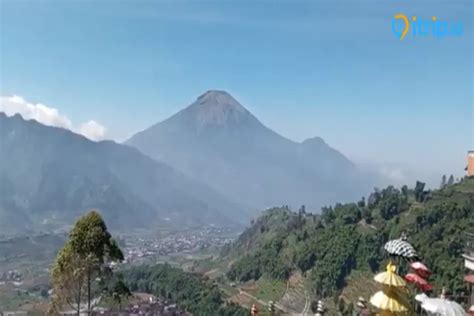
[1,0,473,186]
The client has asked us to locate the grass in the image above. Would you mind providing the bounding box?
[0,286,46,312]
[244,278,286,302]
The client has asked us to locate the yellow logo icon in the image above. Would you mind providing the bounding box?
[393,13,409,40]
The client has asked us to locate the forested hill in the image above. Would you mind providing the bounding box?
[224,177,474,298]
[123,264,247,316]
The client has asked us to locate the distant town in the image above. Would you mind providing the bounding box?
[121,226,237,264]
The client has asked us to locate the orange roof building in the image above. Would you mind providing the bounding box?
[468,151,474,177]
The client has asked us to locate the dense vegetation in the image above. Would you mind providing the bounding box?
[225,177,474,299]
[123,264,247,316]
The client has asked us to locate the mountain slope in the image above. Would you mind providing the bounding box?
[127,90,374,211]
[0,113,243,233]
[224,178,474,298]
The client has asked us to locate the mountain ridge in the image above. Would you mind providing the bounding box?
[0,112,244,233]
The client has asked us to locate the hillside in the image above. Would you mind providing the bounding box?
[224,177,474,301]
[126,90,377,212]
[0,113,244,233]
[122,264,247,316]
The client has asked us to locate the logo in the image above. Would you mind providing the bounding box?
[392,13,463,40]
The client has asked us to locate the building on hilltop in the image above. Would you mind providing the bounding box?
[467,151,474,177]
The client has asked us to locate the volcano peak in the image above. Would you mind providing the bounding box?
[184,90,254,127]
[196,90,244,111]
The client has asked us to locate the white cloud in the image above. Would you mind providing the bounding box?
[0,95,107,141]
[78,120,107,141]
[379,166,406,183]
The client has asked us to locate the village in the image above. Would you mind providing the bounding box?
[121,226,236,264]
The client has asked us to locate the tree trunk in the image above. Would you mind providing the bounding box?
[87,271,91,316]
[77,285,81,316]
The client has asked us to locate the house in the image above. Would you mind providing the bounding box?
[467,151,474,177]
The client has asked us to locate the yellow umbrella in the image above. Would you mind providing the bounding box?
[370,286,411,313]
[374,262,406,287]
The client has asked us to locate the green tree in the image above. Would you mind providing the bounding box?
[447,174,454,185]
[110,276,131,310]
[401,185,408,199]
[414,181,426,202]
[50,211,124,315]
[357,197,366,208]
[440,175,447,188]
[337,297,346,314]
[49,243,86,315]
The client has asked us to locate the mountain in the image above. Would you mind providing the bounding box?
[0,113,243,233]
[127,90,374,211]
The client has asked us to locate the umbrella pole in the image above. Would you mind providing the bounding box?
[470,282,472,307]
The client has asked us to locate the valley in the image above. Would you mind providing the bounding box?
[1,177,473,314]
[0,226,239,313]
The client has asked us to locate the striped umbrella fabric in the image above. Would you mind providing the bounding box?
[384,238,418,260]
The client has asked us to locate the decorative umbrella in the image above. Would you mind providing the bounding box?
[384,237,418,260]
[370,286,410,313]
[410,261,432,278]
[315,300,325,316]
[405,273,434,292]
[419,283,433,292]
[415,293,467,316]
[405,273,427,285]
[374,262,407,287]
[251,304,259,316]
[371,261,412,315]
[356,296,367,308]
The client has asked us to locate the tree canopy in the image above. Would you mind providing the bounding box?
[122,264,247,316]
[50,210,124,315]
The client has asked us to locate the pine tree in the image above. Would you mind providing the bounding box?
[414,181,426,202]
[440,174,447,188]
[447,174,454,186]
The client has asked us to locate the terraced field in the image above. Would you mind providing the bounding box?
[341,270,378,303]
[243,278,286,303]
[277,273,308,313]
[229,290,264,310]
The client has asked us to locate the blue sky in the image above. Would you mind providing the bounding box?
[0,0,472,186]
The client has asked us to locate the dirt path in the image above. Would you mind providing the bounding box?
[203,268,219,276]
[301,290,310,315]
